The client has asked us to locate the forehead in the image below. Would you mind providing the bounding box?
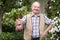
[32,2,40,7]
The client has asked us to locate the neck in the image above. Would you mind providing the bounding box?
[33,13,39,17]
[34,13,39,16]
[32,12,38,15]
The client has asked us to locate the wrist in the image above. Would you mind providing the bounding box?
[16,24,21,26]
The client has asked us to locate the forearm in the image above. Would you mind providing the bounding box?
[44,16,54,33]
[44,25,52,33]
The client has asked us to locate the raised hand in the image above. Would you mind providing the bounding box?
[15,18,23,31]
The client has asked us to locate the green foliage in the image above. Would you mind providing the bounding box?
[0,0,37,40]
[45,0,60,40]
[2,6,28,32]
[0,0,35,12]
[1,5,28,40]
[45,0,60,19]
[0,0,23,12]
[0,32,24,40]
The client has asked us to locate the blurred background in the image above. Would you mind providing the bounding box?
[0,0,60,40]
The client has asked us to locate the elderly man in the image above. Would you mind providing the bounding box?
[16,1,54,40]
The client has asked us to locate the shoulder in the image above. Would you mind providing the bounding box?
[42,14,48,18]
[40,13,45,18]
[26,12,32,17]
[22,12,32,19]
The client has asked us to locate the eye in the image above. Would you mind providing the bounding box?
[38,7,40,8]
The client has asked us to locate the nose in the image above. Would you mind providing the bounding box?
[35,7,38,9]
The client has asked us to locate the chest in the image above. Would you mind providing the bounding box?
[32,17,40,25]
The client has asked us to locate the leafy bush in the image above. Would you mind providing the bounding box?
[2,6,28,32]
[0,32,24,40]
[45,0,60,40]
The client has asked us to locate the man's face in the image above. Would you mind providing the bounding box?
[31,2,40,14]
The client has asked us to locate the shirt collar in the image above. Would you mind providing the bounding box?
[31,13,40,17]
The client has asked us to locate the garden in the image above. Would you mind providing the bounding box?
[0,0,60,40]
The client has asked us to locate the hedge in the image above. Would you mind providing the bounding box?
[0,32,24,40]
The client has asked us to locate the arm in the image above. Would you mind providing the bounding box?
[42,16,54,37]
[43,25,52,36]
[15,16,26,31]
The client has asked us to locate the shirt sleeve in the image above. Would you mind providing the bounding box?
[21,15,27,27]
[44,15,54,27]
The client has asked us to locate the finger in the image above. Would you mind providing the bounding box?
[18,18,21,21]
[16,19,20,23]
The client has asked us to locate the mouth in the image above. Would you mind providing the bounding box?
[34,10,39,12]
[34,9,39,11]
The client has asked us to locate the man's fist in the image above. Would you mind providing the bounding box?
[15,18,23,31]
[15,25,23,31]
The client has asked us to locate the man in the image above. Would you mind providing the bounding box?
[16,1,54,40]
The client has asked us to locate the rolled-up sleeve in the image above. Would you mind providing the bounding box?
[44,16,54,27]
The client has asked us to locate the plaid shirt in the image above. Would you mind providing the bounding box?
[21,13,54,38]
